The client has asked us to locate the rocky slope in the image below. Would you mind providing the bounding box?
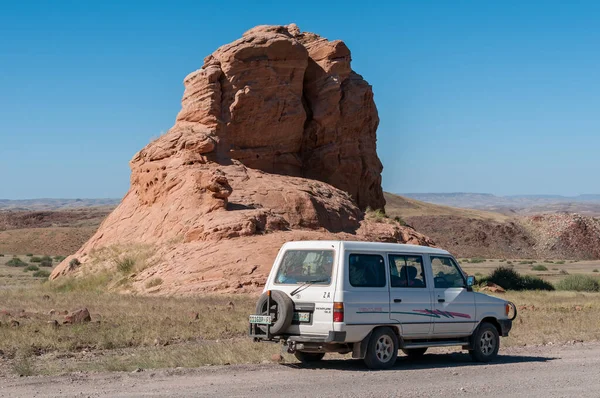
[386,193,600,260]
[50,24,434,294]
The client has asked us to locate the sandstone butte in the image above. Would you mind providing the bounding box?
[51,24,435,294]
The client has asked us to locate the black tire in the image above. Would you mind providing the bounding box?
[255,290,294,335]
[469,322,500,362]
[363,327,398,370]
[294,351,325,363]
[402,347,427,359]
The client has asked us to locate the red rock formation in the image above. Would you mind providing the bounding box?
[50,24,434,294]
[175,23,384,210]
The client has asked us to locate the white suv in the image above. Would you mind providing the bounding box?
[249,240,516,369]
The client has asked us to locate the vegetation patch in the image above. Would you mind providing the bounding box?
[531,265,548,271]
[556,275,600,292]
[7,258,28,267]
[478,266,554,291]
[24,265,39,272]
[32,270,51,278]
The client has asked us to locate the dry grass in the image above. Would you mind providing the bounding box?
[2,255,600,376]
[500,290,600,346]
[0,227,98,256]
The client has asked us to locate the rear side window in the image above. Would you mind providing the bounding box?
[389,255,426,288]
[349,254,386,288]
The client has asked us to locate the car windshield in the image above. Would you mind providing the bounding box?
[274,249,334,285]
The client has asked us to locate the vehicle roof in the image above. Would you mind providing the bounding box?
[282,240,451,256]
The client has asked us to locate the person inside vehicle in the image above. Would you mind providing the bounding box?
[407,266,424,287]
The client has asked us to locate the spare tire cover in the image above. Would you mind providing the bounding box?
[255,290,294,335]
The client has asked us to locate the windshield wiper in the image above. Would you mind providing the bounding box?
[290,278,328,296]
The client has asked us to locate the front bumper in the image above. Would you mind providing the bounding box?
[498,319,512,337]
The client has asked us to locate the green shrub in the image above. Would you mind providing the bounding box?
[53,255,66,262]
[30,256,42,263]
[499,259,506,262]
[555,261,565,265]
[26,253,33,257]
[0,254,4,257]
[7,258,28,267]
[556,275,600,292]
[531,265,548,271]
[544,260,554,263]
[470,258,486,264]
[116,257,135,274]
[32,270,51,278]
[519,260,535,265]
[393,216,407,226]
[484,266,554,291]
[520,275,555,291]
[23,265,39,272]
[69,258,81,270]
[506,261,513,265]
[593,269,599,273]
[40,259,53,267]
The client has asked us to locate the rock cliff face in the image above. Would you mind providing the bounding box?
[174,24,384,210]
[50,24,434,294]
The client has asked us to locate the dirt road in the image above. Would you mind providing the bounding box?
[2,343,600,397]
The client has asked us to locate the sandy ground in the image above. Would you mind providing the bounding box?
[2,342,600,397]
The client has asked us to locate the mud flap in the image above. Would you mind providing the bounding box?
[352,331,372,359]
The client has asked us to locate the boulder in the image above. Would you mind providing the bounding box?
[64,308,91,324]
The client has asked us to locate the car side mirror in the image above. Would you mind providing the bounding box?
[466,275,475,291]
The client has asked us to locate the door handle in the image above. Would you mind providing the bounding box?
[438,298,445,303]
[393,299,402,303]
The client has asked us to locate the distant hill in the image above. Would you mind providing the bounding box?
[0,198,120,211]
[385,192,600,259]
[401,193,600,216]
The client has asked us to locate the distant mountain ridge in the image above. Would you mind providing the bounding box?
[401,193,600,212]
[0,198,121,211]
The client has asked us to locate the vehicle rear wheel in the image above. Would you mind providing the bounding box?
[469,322,500,362]
[363,327,398,370]
[402,347,427,359]
[294,351,325,363]
[254,290,294,335]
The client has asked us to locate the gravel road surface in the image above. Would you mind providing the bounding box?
[2,343,600,397]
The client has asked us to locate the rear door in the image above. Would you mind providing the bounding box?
[269,242,338,336]
[429,256,477,337]
[388,253,433,337]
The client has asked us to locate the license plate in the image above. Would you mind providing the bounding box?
[293,312,310,322]
[249,315,272,325]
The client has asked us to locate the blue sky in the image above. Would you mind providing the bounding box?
[1,0,599,199]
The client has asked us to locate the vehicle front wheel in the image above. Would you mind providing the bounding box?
[470,322,500,362]
[402,347,427,359]
[364,327,398,370]
[294,351,325,363]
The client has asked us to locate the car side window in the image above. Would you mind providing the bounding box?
[389,255,426,288]
[349,254,386,288]
[431,256,466,288]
